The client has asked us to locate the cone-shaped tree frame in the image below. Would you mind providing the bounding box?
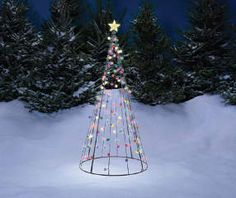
[80,22,148,176]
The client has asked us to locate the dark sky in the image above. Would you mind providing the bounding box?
[26,0,236,38]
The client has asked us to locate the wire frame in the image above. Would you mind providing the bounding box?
[80,88,148,176]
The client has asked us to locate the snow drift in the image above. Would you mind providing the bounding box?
[0,95,236,198]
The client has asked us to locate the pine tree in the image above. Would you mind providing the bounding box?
[86,0,113,69]
[218,24,236,105]
[81,0,114,102]
[174,0,234,98]
[66,0,86,32]
[218,77,236,105]
[21,0,93,113]
[126,1,175,105]
[0,0,40,101]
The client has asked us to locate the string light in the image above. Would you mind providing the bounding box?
[80,20,147,176]
[135,149,143,154]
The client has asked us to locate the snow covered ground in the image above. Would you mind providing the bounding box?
[0,95,236,198]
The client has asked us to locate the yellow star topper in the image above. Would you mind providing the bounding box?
[109,20,120,32]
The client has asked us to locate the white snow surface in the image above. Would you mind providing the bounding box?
[0,95,236,198]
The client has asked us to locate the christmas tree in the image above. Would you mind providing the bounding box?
[80,20,148,176]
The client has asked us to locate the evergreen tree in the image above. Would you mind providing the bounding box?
[66,0,86,32]
[86,0,113,70]
[218,76,236,105]
[218,24,236,105]
[126,1,176,105]
[174,0,234,98]
[0,0,40,101]
[80,0,114,102]
[21,0,93,113]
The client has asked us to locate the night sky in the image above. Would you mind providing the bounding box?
[13,0,236,38]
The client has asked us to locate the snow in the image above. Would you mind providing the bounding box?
[73,81,95,97]
[47,47,54,53]
[208,55,216,60]
[69,36,76,42]
[220,75,231,80]
[0,95,236,198]
[31,41,40,47]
